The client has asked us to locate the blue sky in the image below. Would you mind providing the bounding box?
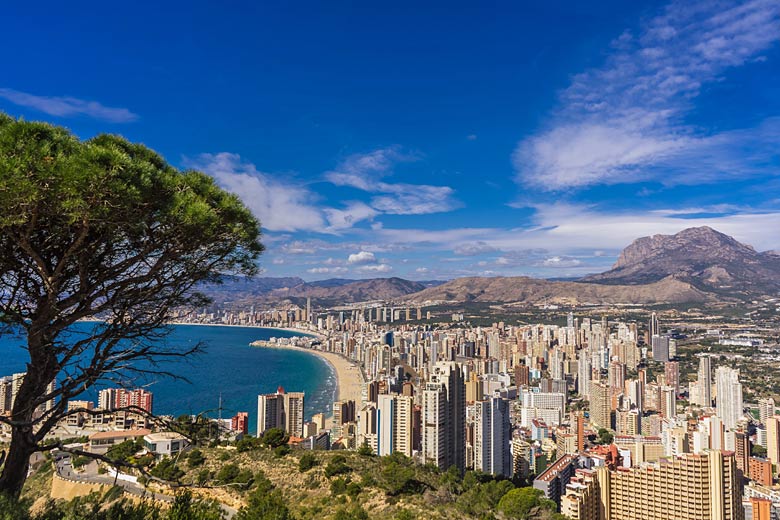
[3,0,780,280]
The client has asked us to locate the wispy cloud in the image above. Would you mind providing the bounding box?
[189,153,382,233]
[358,263,393,273]
[188,153,327,232]
[326,147,460,214]
[0,88,138,123]
[514,0,780,190]
[307,266,348,274]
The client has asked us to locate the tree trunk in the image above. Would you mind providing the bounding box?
[0,328,57,498]
[0,423,36,498]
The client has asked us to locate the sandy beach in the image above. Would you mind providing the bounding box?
[251,342,365,409]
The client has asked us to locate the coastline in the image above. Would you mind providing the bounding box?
[167,321,316,337]
[251,343,364,410]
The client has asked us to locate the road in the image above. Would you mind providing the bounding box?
[50,452,237,518]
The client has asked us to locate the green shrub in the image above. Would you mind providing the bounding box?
[215,463,240,484]
[299,452,318,472]
[330,477,347,495]
[187,448,205,467]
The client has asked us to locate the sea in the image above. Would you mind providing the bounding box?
[0,323,336,435]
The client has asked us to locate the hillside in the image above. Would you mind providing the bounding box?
[271,277,429,305]
[581,226,780,297]
[405,275,711,305]
[200,227,780,306]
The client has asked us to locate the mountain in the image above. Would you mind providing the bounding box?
[202,276,430,306]
[202,227,779,307]
[271,277,428,304]
[581,226,780,296]
[200,276,305,303]
[405,275,711,305]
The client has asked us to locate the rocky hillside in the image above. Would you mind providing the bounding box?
[272,277,428,304]
[581,226,780,296]
[405,275,711,305]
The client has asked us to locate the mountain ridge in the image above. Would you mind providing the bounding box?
[581,226,780,296]
[205,227,780,305]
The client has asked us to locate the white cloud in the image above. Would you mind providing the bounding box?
[514,0,780,190]
[358,263,393,273]
[323,202,378,231]
[347,251,377,265]
[272,258,285,265]
[540,256,583,268]
[453,241,498,256]
[189,153,327,232]
[370,204,780,274]
[325,148,460,215]
[0,88,138,123]
[281,241,318,254]
[415,267,429,273]
[307,267,348,274]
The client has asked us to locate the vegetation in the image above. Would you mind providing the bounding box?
[262,428,290,448]
[596,428,614,445]
[3,487,223,520]
[0,114,263,496]
[13,439,576,520]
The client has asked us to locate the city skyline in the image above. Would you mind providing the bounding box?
[2,1,779,282]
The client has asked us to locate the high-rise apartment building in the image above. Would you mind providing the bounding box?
[590,381,611,430]
[473,396,511,477]
[696,356,713,407]
[665,361,680,395]
[651,335,670,363]
[759,398,775,424]
[231,412,249,434]
[649,312,659,338]
[563,451,743,520]
[376,394,413,457]
[98,388,153,413]
[422,361,465,472]
[767,416,780,473]
[608,361,625,397]
[521,390,567,428]
[715,366,743,430]
[283,391,305,438]
[661,386,676,419]
[578,351,591,399]
[257,386,304,438]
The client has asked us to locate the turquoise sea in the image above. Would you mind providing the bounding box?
[0,324,335,435]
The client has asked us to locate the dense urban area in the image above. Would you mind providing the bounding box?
[14,289,780,520]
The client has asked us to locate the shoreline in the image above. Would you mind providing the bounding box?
[251,343,364,410]
[167,321,318,337]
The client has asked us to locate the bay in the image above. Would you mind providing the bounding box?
[0,324,335,435]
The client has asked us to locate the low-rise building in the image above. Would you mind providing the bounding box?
[88,429,150,455]
[143,432,190,458]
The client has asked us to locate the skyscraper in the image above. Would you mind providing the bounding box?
[665,361,680,395]
[661,386,676,419]
[284,391,305,438]
[651,335,670,362]
[759,397,775,424]
[422,361,465,472]
[473,396,511,477]
[562,451,743,520]
[697,356,712,407]
[766,416,780,473]
[589,381,611,430]
[649,312,659,337]
[577,351,591,399]
[257,386,304,437]
[715,367,743,430]
[376,394,413,457]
